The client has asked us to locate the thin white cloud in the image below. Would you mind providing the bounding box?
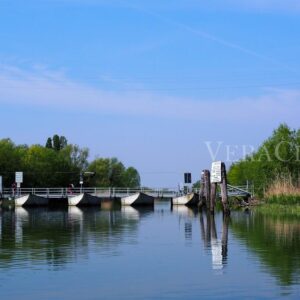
[0,65,299,124]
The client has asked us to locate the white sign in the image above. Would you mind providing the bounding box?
[211,161,222,183]
[15,172,23,184]
[0,176,2,193]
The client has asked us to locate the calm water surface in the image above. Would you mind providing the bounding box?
[0,201,299,299]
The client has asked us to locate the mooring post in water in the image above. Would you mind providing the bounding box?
[220,162,230,215]
[198,171,205,209]
[210,182,217,214]
[204,170,211,210]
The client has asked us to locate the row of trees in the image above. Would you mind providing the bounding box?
[228,124,300,195]
[0,135,140,188]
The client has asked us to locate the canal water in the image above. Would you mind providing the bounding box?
[0,201,299,299]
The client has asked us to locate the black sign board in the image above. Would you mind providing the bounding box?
[184,173,192,184]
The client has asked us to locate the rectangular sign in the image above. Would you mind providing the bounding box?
[184,173,192,184]
[211,161,222,183]
[15,172,23,184]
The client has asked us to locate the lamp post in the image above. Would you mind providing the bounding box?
[79,172,96,193]
[79,173,83,193]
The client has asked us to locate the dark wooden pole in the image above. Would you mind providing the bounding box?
[210,182,217,214]
[220,162,230,215]
[203,170,211,210]
[198,171,205,210]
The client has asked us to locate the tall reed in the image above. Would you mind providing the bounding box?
[265,175,300,204]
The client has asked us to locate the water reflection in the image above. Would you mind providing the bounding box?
[171,205,229,271]
[0,204,299,295]
[171,206,198,242]
[231,210,300,286]
[0,206,146,269]
[199,211,229,271]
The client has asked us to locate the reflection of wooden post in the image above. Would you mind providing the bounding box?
[220,163,230,215]
[221,214,229,263]
[210,213,217,240]
[210,182,217,214]
[205,211,211,244]
[204,170,211,210]
[199,212,206,244]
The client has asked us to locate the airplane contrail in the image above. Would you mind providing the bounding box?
[120,1,296,73]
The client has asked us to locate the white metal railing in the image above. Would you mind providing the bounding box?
[1,187,181,198]
[1,185,253,198]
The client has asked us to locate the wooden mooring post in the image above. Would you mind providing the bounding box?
[220,162,230,215]
[198,170,210,210]
[198,162,230,215]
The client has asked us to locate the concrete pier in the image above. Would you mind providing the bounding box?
[15,194,49,207]
[121,192,154,206]
[172,193,199,207]
[68,193,102,206]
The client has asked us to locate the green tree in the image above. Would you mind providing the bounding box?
[0,139,25,186]
[0,137,140,189]
[45,137,53,149]
[59,136,68,149]
[123,167,141,187]
[87,158,140,187]
[228,124,300,196]
[53,135,61,151]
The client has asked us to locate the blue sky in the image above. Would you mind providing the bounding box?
[1,0,300,187]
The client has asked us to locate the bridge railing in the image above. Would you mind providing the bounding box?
[1,187,181,198]
[1,184,254,198]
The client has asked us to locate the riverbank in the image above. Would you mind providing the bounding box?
[254,203,300,217]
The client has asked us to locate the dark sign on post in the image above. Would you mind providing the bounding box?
[184,173,192,184]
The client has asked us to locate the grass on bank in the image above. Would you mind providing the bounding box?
[264,177,300,205]
[255,203,300,218]
[253,177,300,217]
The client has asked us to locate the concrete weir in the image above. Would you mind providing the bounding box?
[121,192,154,206]
[68,193,101,207]
[172,193,199,207]
[15,194,49,207]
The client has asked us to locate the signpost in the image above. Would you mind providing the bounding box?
[15,172,23,196]
[182,172,192,194]
[0,176,2,194]
[207,162,230,215]
[80,173,83,193]
[184,173,192,184]
[16,172,23,184]
[211,161,222,183]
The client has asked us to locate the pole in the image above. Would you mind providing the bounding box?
[198,171,205,209]
[220,162,230,215]
[204,170,211,210]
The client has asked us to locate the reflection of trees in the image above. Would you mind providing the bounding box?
[199,211,229,270]
[0,206,151,269]
[230,211,300,286]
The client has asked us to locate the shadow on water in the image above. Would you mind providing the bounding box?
[230,209,300,286]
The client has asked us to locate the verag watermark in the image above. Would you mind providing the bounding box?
[204,141,300,163]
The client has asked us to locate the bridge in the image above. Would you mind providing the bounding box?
[1,185,253,199]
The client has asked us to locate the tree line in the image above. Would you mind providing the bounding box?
[0,135,140,188]
[228,124,300,196]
